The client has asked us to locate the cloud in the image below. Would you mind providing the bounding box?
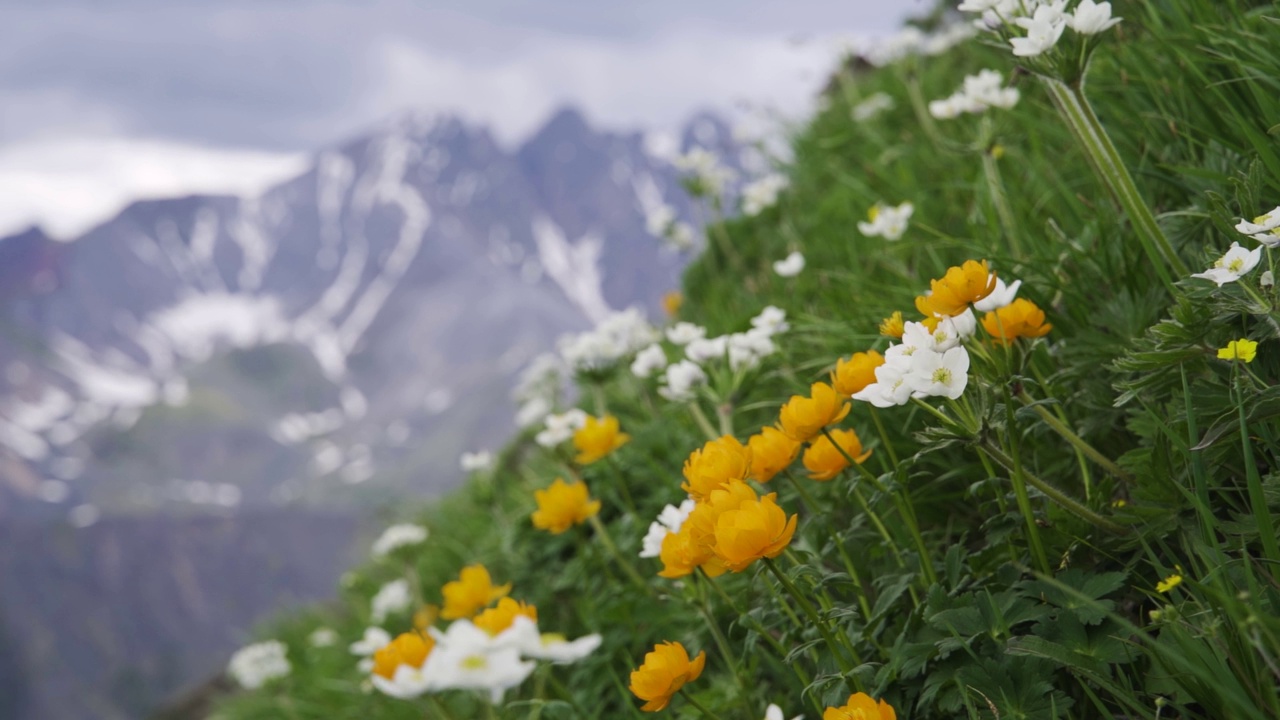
[0,138,306,238]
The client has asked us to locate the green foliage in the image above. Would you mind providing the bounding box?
[208,1,1280,719]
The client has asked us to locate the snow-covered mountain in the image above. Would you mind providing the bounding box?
[0,107,740,519]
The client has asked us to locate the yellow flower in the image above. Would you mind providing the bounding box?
[1217,338,1258,363]
[473,597,538,635]
[682,435,752,501]
[441,564,512,619]
[371,632,435,679]
[915,259,997,318]
[981,298,1052,345]
[1156,573,1183,593]
[778,382,851,443]
[831,350,885,397]
[879,311,905,339]
[573,414,630,465]
[803,428,871,481]
[824,693,897,720]
[713,492,797,571]
[531,478,601,534]
[657,522,728,579]
[663,290,683,316]
[747,427,801,483]
[629,641,707,712]
[680,481,757,574]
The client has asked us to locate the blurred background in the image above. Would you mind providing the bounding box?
[0,1,920,717]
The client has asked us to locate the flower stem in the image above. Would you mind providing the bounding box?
[587,515,653,597]
[682,690,725,720]
[1234,370,1280,565]
[762,557,861,689]
[692,573,755,718]
[981,441,1128,535]
[1042,78,1186,290]
[716,401,736,437]
[979,118,1023,259]
[689,402,721,442]
[1016,391,1132,483]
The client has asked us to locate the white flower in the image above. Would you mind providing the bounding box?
[640,521,671,559]
[228,640,291,689]
[631,344,669,379]
[371,579,413,623]
[973,276,1023,312]
[309,627,338,648]
[685,336,729,364]
[858,202,914,240]
[765,704,804,720]
[372,661,435,699]
[460,451,494,472]
[645,204,676,236]
[428,620,536,704]
[350,627,392,657]
[515,396,552,428]
[885,321,938,366]
[727,329,777,371]
[851,92,895,122]
[1011,5,1068,57]
[929,97,965,120]
[773,251,805,277]
[751,305,790,335]
[371,524,428,558]
[666,322,707,345]
[558,309,659,372]
[943,308,979,341]
[906,347,971,400]
[743,174,788,216]
[674,148,737,196]
[1067,0,1121,34]
[1191,241,1263,286]
[851,362,912,408]
[957,0,1008,10]
[659,360,708,402]
[522,631,603,664]
[1235,206,1280,247]
[535,409,589,447]
[666,221,697,251]
[1263,270,1275,288]
[512,353,564,404]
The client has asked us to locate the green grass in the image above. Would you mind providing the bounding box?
[208,1,1280,718]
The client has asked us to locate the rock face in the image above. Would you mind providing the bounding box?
[0,107,741,719]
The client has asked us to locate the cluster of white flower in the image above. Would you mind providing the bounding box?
[773,251,805,278]
[308,627,339,648]
[1235,206,1280,248]
[371,524,429,559]
[858,202,915,241]
[742,174,788,216]
[460,450,494,472]
[631,344,668,379]
[535,408,589,448]
[961,0,1121,57]
[371,579,413,623]
[511,353,566,428]
[929,69,1020,119]
[640,499,697,558]
[227,640,291,689]
[558,309,660,373]
[645,204,698,251]
[673,147,738,198]
[644,307,789,401]
[1192,242,1263,287]
[851,92,896,123]
[372,617,602,703]
[851,23,977,67]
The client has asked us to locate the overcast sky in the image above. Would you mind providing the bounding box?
[0,0,921,238]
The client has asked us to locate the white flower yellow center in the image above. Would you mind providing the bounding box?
[462,654,489,670]
[1227,257,1245,273]
[540,633,567,646]
[931,368,953,386]
[867,205,880,222]
[933,330,949,344]
[1255,213,1272,225]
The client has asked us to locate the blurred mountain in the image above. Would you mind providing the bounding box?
[0,107,743,719]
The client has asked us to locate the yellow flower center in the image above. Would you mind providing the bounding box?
[462,654,489,670]
[931,368,952,385]
[540,632,567,645]
[1254,213,1272,225]
[867,205,880,222]
[1227,257,1244,273]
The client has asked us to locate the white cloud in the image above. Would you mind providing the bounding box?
[0,138,306,238]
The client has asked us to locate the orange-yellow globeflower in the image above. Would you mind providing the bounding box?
[831,350,885,396]
[803,428,871,481]
[371,632,435,679]
[473,597,538,635]
[531,478,601,535]
[915,259,997,318]
[879,311,905,339]
[712,492,797,571]
[441,564,512,619]
[981,298,1052,345]
[824,693,897,720]
[682,435,752,500]
[778,382,851,442]
[747,427,801,483]
[629,641,707,712]
[573,414,630,464]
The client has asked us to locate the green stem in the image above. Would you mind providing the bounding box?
[689,402,721,443]
[1017,391,1133,483]
[1042,78,1186,290]
[981,441,1128,535]
[868,407,900,467]
[607,456,639,515]
[783,469,820,516]
[716,401,736,437]
[692,574,755,718]
[980,131,1023,259]
[428,695,459,720]
[682,690,726,720]
[1235,370,1280,565]
[1181,365,1217,546]
[587,515,654,597]
[762,558,860,686]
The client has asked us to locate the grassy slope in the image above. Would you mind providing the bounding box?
[210,1,1280,718]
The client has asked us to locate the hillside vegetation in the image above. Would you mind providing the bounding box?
[209,1,1280,718]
